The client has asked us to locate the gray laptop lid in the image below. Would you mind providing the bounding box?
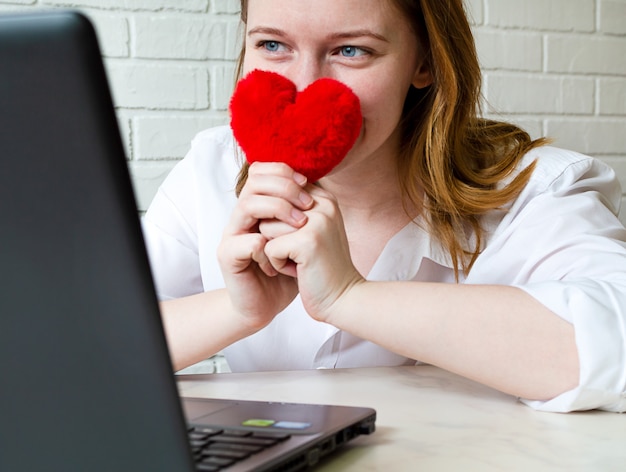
[0,10,376,472]
[0,11,195,471]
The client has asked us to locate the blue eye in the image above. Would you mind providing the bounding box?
[340,46,364,57]
[263,41,281,52]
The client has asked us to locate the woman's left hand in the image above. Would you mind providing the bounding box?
[260,184,365,323]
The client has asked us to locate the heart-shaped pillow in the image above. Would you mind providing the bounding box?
[229,70,362,182]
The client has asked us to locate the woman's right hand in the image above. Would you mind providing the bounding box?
[217,161,314,330]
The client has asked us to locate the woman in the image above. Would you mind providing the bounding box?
[142,0,626,412]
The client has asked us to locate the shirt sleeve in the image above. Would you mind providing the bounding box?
[141,150,204,300]
[467,151,626,412]
[141,126,239,300]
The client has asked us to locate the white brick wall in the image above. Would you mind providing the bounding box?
[470,0,626,224]
[1,0,625,224]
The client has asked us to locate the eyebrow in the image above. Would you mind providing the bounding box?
[327,30,389,43]
[247,26,286,37]
[247,26,389,43]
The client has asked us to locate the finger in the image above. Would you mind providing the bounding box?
[225,194,309,236]
[264,238,299,278]
[264,235,300,278]
[248,161,307,185]
[243,164,313,211]
[218,232,278,277]
[305,183,336,203]
[258,219,299,240]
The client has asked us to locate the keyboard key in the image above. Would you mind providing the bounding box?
[199,456,235,467]
[203,448,251,460]
[206,443,263,453]
[196,464,220,472]
[192,427,223,436]
[222,429,252,437]
[190,431,215,441]
[252,432,291,441]
[210,436,279,447]
[190,439,210,448]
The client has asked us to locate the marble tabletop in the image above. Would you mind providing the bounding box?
[177,365,625,471]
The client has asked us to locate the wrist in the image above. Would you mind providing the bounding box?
[317,275,367,328]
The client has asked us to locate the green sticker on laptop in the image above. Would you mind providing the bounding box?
[242,419,276,427]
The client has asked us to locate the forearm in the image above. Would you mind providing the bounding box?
[328,281,580,401]
[159,289,260,372]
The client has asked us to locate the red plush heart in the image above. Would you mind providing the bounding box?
[229,70,362,182]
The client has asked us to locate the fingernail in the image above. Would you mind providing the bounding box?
[299,191,313,207]
[291,208,307,225]
[293,172,307,186]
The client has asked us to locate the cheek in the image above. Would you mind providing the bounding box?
[241,51,257,76]
[241,53,287,80]
[352,81,408,131]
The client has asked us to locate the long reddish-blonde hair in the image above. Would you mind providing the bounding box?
[234,0,546,278]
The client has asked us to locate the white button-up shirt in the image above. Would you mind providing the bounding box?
[142,126,626,413]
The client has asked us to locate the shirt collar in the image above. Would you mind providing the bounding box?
[367,219,456,282]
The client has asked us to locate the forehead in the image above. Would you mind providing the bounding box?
[245,0,411,36]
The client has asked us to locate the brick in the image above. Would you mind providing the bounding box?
[487,0,595,32]
[0,0,35,4]
[546,119,626,155]
[133,16,240,60]
[547,35,626,75]
[88,13,129,58]
[600,0,626,35]
[474,30,542,71]
[0,5,36,14]
[211,64,237,111]
[106,62,209,110]
[41,0,209,12]
[599,78,626,115]
[486,74,594,114]
[211,0,240,15]
[224,19,243,60]
[465,0,484,26]
[128,162,179,211]
[134,115,227,159]
[0,5,33,12]
[114,113,133,160]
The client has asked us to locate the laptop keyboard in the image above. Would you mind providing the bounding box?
[188,426,292,471]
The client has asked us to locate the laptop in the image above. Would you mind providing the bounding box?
[0,10,376,472]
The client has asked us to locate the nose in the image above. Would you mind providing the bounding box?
[288,55,325,91]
